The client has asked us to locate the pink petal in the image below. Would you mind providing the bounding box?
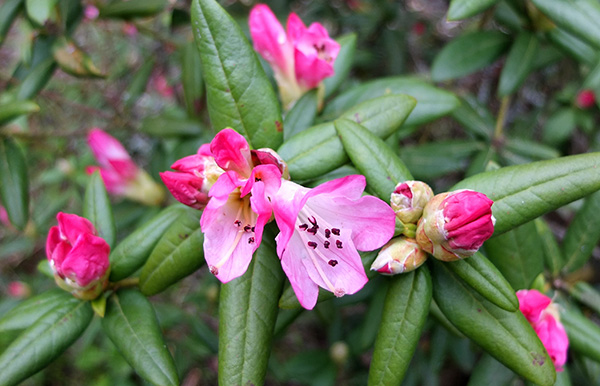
[443,190,493,231]
[87,128,132,169]
[160,171,208,210]
[210,129,253,177]
[534,314,569,371]
[272,180,310,257]
[294,50,335,89]
[249,4,293,75]
[61,233,110,287]
[240,164,282,198]
[172,154,207,172]
[286,12,307,43]
[447,213,495,251]
[108,158,139,180]
[517,289,552,323]
[57,212,97,242]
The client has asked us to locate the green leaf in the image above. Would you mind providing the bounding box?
[546,28,596,65]
[484,221,544,290]
[323,76,460,126]
[430,260,556,386]
[140,114,204,138]
[0,298,92,386]
[181,40,205,118]
[124,57,155,106]
[218,226,284,386]
[431,31,510,81]
[451,152,600,236]
[280,95,416,181]
[139,207,204,296]
[568,282,600,316]
[191,0,282,149]
[451,95,495,140]
[83,171,116,248]
[543,108,577,146]
[562,189,600,273]
[446,252,518,311]
[25,0,57,27]
[334,118,413,201]
[0,137,29,230]
[0,0,23,47]
[448,0,500,20]
[52,37,105,78]
[503,137,559,161]
[531,0,600,49]
[323,33,356,98]
[99,0,167,18]
[110,205,187,281]
[560,304,600,362]
[0,100,39,126]
[534,218,564,277]
[467,354,516,386]
[102,289,179,386]
[368,267,432,386]
[0,289,71,334]
[498,32,539,96]
[283,89,318,141]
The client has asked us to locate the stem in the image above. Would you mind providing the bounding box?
[494,96,510,140]
[109,277,140,291]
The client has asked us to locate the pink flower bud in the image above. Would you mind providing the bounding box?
[416,190,495,261]
[46,213,110,300]
[517,290,569,371]
[371,237,427,275]
[7,281,31,299]
[84,5,99,20]
[390,180,434,224]
[576,89,596,109]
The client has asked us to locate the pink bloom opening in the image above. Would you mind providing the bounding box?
[517,289,569,371]
[272,175,395,310]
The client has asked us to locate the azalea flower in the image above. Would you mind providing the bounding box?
[272,175,395,309]
[249,4,340,108]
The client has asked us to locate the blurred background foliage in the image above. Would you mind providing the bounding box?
[1,0,599,384]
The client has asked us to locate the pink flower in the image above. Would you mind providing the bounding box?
[7,281,31,299]
[84,5,99,20]
[416,189,495,261]
[87,128,165,206]
[249,4,340,108]
[517,289,569,371]
[46,212,110,300]
[0,205,10,228]
[576,89,596,109]
[272,175,395,310]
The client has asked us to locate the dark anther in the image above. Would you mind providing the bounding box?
[331,228,341,236]
[324,241,330,249]
[251,226,255,232]
[234,220,242,227]
[248,237,255,244]
[325,229,331,238]
[255,177,262,182]
[244,225,252,232]
[307,227,318,235]
[328,260,338,267]
[308,216,318,226]
[308,241,318,249]
[336,240,343,249]
[299,224,308,230]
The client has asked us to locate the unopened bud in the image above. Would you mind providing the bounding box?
[576,89,596,109]
[390,181,434,224]
[371,237,427,275]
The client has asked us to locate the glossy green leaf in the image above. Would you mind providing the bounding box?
[467,354,516,386]
[0,100,39,126]
[368,267,432,386]
[446,252,518,311]
[323,33,356,98]
[452,152,600,236]
[546,28,596,65]
[0,289,71,333]
[503,137,560,162]
[83,171,116,248]
[569,282,600,316]
[334,118,413,201]
[0,137,29,230]
[99,0,167,18]
[431,31,510,81]
[15,57,56,100]
[181,40,205,117]
[534,218,564,277]
[25,0,57,27]
[191,0,282,149]
[563,189,600,273]
[323,76,460,126]
[280,95,416,181]
[110,205,187,281]
[560,305,600,362]
[498,32,539,96]
[431,260,556,386]
[139,207,204,296]
[283,89,318,141]
[219,226,284,386]
[543,107,577,146]
[124,57,155,105]
[448,0,500,20]
[0,298,92,386]
[531,0,600,49]
[451,95,494,140]
[0,0,23,47]
[102,289,179,386]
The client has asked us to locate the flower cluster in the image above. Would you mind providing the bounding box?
[249,4,340,109]
[162,128,395,309]
[371,181,496,275]
[517,289,569,371]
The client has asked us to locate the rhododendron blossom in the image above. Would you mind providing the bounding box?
[517,289,569,371]
[249,4,340,108]
[272,175,395,309]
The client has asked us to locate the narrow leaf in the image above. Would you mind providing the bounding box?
[430,260,556,386]
[139,207,204,296]
[546,28,596,65]
[448,0,500,20]
[0,137,29,230]
[0,298,92,386]
[0,0,23,47]
[368,267,432,386]
[218,226,285,386]
[568,282,600,316]
[0,289,71,333]
[181,40,205,117]
[560,305,600,363]
[124,58,155,106]
[99,0,167,18]
[15,57,56,100]
[323,33,356,98]
[0,100,39,126]
[534,218,564,277]
[498,32,539,96]
[83,171,116,248]
[467,354,516,386]
[283,89,318,141]
[451,152,600,236]
[450,95,495,140]
[562,189,600,273]
[191,0,283,149]
[102,289,179,386]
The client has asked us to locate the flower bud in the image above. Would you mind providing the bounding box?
[46,213,110,300]
[390,181,434,224]
[371,237,427,275]
[576,89,596,109]
[7,281,31,299]
[416,190,495,261]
